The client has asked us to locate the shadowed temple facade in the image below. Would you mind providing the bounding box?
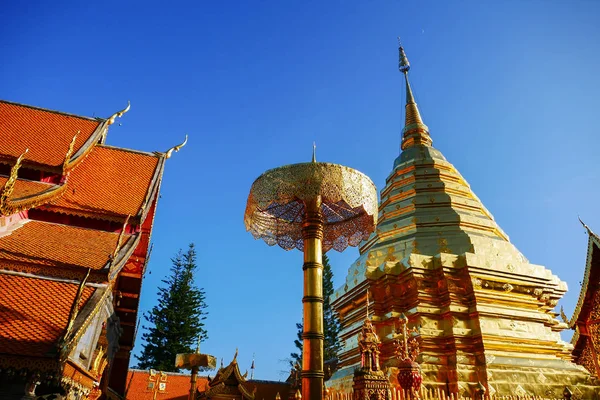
[0,100,184,399]
[325,45,600,399]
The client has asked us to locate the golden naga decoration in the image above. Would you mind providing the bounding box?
[106,101,130,126]
[59,268,92,359]
[0,148,28,214]
[91,345,107,376]
[63,131,79,171]
[245,149,378,400]
[164,134,188,159]
[560,306,569,324]
[111,215,131,261]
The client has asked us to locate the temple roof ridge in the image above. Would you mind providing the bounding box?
[0,99,103,122]
[99,143,163,159]
[128,368,210,377]
[0,267,108,288]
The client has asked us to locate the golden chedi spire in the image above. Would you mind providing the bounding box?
[398,39,432,150]
[329,40,598,398]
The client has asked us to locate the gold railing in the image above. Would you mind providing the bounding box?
[326,387,572,400]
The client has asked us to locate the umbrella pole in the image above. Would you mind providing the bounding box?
[301,196,324,400]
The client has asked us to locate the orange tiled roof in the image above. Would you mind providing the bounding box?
[0,273,95,357]
[251,380,291,400]
[0,101,101,168]
[0,220,131,270]
[48,146,160,219]
[125,370,209,400]
[0,175,56,199]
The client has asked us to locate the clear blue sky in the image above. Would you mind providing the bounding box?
[2,0,599,381]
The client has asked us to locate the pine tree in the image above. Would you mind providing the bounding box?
[322,254,342,361]
[136,244,208,372]
[290,254,342,366]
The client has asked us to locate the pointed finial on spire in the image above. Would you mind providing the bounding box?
[312,142,316,163]
[398,37,410,73]
[397,39,432,150]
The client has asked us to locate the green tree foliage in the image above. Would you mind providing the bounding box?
[290,254,342,366]
[136,244,208,372]
[322,254,343,362]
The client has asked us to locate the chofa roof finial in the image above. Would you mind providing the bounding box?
[165,135,188,159]
[106,101,130,126]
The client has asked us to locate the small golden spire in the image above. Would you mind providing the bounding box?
[397,39,432,150]
[165,135,188,159]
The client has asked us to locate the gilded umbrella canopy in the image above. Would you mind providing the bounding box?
[244,162,378,252]
[245,159,378,400]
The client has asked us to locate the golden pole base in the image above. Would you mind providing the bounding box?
[301,197,324,400]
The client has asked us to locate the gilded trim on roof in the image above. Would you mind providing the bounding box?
[569,221,600,329]
[0,151,67,215]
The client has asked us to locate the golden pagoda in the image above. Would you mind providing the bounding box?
[326,43,600,399]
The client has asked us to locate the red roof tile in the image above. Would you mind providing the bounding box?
[0,220,131,270]
[0,101,100,168]
[0,273,95,357]
[0,175,55,199]
[125,370,209,400]
[48,146,160,219]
